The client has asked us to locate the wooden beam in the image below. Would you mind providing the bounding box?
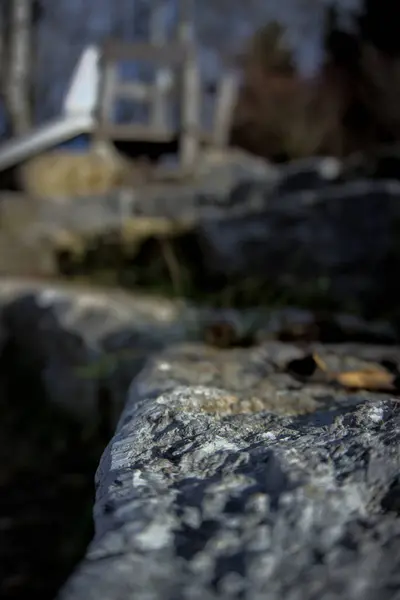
[213,71,239,147]
[177,0,195,45]
[114,79,175,101]
[150,1,170,130]
[102,40,187,64]
[98,61,118,125]
[114,81,152,101]
[96,123,177,142]
[177,0,200,171]
[180,51,200,171]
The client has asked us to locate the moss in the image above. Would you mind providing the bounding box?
[49,219,357,312]
[59,259,344,314]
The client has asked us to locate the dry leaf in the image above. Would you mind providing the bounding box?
[312,353,329,373]
[313,353,397,391]
[335,367,396,391]
[289,352,399,393]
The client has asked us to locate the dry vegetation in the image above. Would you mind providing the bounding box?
[19,143,153,198]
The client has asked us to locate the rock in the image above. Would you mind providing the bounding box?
[0,193,58,276]
[1,278,400,598]
[194,148,280,200]
[0,277,396,427]
[4,156,400,317]
[0,151,278,278]
[274,156,342,195]
[340,145,400,182]
[4,150,400,320]
[0,277,397,426]
[6,152,400,318]
[197,179,400,315]
[59,340,400,600]
[0,278,189,424]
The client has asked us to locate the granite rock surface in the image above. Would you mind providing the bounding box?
[1,279,400,599]
[59,340,400,600]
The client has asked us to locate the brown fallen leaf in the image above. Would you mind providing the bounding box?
[335,367,396,391]
[312,353,329,373]
[287,353,399,393]
[313,353,398,392]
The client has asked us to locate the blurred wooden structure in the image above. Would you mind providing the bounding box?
[95,0,238,174]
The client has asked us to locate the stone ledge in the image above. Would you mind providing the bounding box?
[59,340,400,600]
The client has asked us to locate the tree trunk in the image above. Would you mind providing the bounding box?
[5,0,33,135]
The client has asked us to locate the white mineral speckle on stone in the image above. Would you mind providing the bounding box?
[262,432,277,441]
[192,438,239,460]
[135,522,172,550]
[368,406,384,423]
[157,361,172,372]
[319,157,341,180]
[132,469,147,487]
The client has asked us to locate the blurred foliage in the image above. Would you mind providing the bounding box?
[230,18,344,160]
[244,21,296,75]
[230,1,400,161]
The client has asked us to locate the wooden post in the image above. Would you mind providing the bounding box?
[213,71,238,148]
[96,59,118,139]
[177,0,200,172]
[177,0,194,45]
[149,0,171,132]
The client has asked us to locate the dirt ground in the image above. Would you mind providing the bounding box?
[0,338,107,600]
